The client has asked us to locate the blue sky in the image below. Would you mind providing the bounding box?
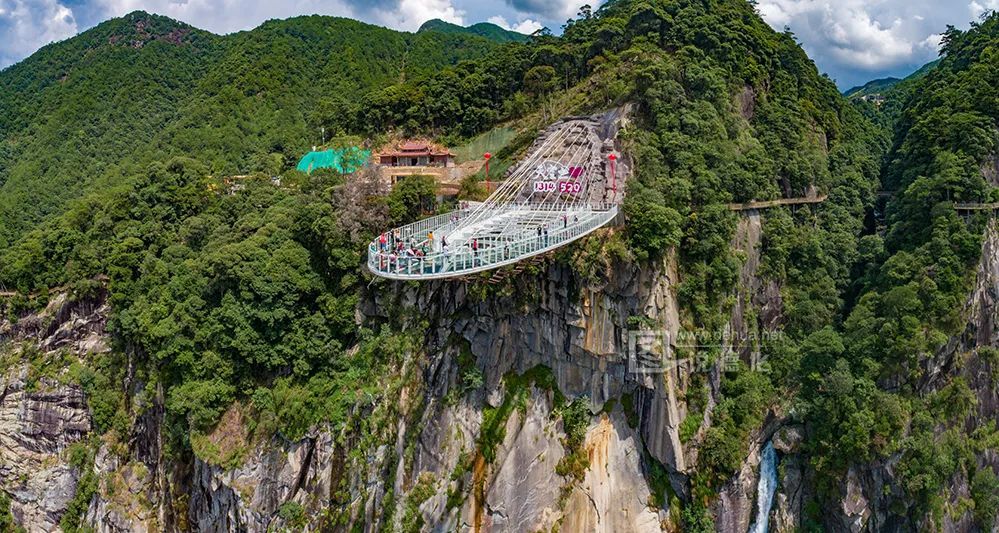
[0,0,996,88]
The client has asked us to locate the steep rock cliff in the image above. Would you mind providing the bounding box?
[0,292,106,531]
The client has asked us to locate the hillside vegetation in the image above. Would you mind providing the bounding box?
[0,0,997,530]
[0,11,498,248]
[418,18,531,43]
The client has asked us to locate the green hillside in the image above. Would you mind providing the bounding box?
[846,59,941,99]
[844,76,902,98]
[1,1,998,530]
[0,11,497,248]
[418,18,531,42]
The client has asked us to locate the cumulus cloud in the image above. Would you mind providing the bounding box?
[970,0,999,17]
[91,0,468,34]
[93,0,360,34]
[504,0,587,21]
[373,0,465,31]
[487,14,541,34]
[0,0,78,68]
[756,0,961,86]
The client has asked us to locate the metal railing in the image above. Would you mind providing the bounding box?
[367,204,618,280]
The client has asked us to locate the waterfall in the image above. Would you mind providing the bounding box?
[748,441,778,533]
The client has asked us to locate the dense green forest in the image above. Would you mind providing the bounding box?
[1,0,998,530]
[0,11,499,249]
[417,18,531,43]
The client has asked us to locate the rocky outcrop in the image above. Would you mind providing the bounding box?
[562,411,662,532]
[0,372,91,531]
[84,445,161,533]
[770,425,805,533]
[0,291,107,532]
[186,429,336,532]
[478,387,566,531]
[0,291,110,355]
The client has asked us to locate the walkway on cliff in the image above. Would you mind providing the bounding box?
[955,202,999,212]
[367,115,624,280]
[726,194,827,211]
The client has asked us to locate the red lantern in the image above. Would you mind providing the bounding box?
[484,153,492,193]
[608,153,618,192]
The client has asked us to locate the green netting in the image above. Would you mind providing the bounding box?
[296,147,370,174]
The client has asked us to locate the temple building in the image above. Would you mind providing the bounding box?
[376,141,459,186]
[378,141,454,168]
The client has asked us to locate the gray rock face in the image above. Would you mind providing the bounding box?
[0,375,91,531]
[188,431,335,533]
[769,424,805,533]
[0,291,105,532]
[562,411,662,533]
[837,468,871,533]
[1,292,110,356]
[713,442,760,533]
[480,387,565,532]
[770,452,804,533]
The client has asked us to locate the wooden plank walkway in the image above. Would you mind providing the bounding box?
[726,194,828,211]
[955,203,999,211]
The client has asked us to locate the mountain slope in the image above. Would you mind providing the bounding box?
[823,18,999,529]
[844,76,901,98]
[845,59,940,100]
[4,1,997,532]
[418,18,530,42]
[0,12,221,247]
[0,11,497,249]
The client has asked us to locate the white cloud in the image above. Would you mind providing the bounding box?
[93,0,361,34]
[93,0,468,34]
[970,0,999,17]
[505,0,591,21]
[0,0,78,67]
[375,0,465,31]
[756,0,956,86]
[487,14,541,34]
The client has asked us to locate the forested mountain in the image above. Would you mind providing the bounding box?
[0,1,997,531]
[0,11,498,248]
[844,76,902,98]
[418,18,531,42]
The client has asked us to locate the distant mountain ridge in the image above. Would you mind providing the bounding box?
[844,77,902,98]
[418,18,530,43]
[844,58,941,99]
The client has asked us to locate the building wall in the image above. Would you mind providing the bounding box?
[378,165,465,186]
[378,155,453,167]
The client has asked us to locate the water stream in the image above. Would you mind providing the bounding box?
[748,441,778,533]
